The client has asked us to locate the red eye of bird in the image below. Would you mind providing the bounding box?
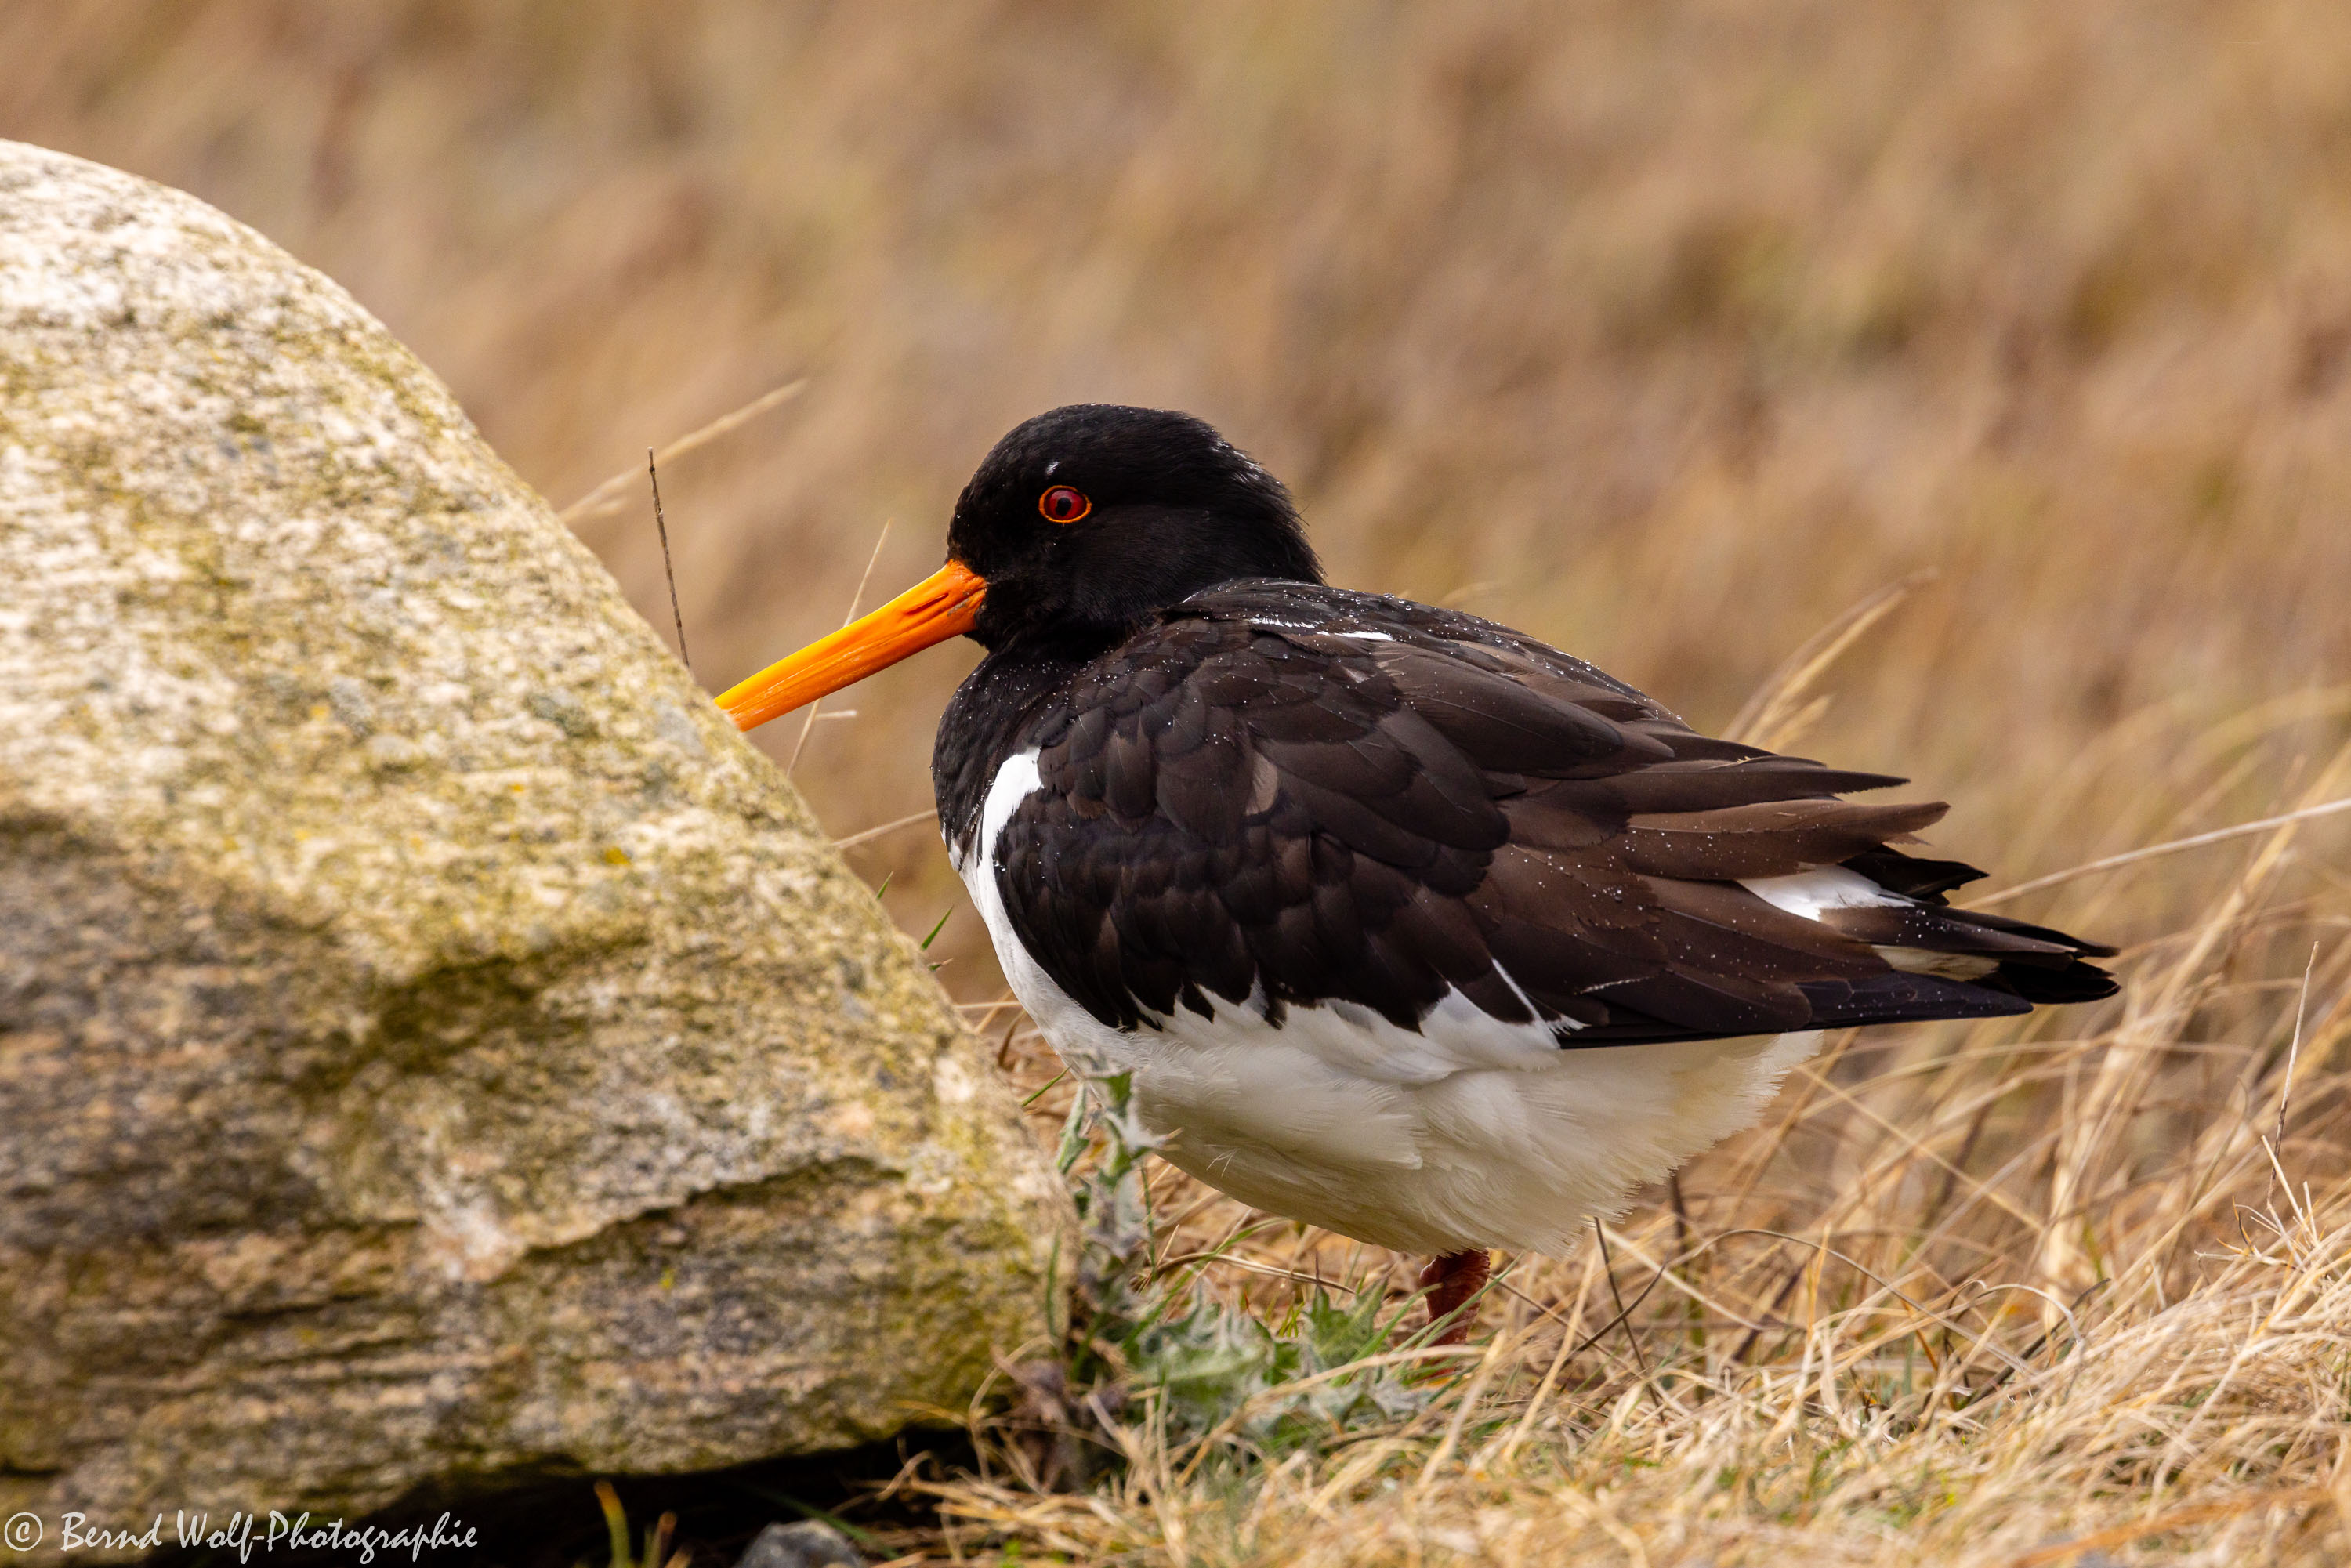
[1039,485,1091,523]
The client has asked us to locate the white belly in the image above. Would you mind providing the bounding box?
[952,751,1820,1255]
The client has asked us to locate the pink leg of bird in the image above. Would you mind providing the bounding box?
[1418,1249,1491,1345]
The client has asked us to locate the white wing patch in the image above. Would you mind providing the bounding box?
[1738,866,1907,921]
[1742,867,1998,980]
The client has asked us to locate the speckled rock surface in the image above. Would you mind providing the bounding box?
[0,140,1071,1554]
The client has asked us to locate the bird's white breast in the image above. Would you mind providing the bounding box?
[951,751,1820,1255]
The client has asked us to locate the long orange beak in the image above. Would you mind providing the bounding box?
[716,559,986,730]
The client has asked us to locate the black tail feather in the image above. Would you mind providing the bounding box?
[1795,972,2034,1030]
[1986,956,2121,1005]
[1840,849,2123,1009]
[1841,846,1987,902]
[1954,905,2121,958]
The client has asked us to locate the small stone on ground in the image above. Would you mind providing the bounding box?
[733,1520,866,1568]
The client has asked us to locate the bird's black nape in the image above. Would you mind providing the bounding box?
[947,404,1324,654]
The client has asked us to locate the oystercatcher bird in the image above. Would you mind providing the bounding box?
[718,405,2116,1343]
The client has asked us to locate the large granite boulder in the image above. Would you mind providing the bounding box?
[0,140,1071,1552]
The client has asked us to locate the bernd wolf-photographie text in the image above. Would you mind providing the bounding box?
[21,1506,477,1562]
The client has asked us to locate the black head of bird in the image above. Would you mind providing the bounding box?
[716,404,1320,723]
[952,404,1324,654]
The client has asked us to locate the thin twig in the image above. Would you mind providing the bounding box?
[832,808,941,851]
[646,447,691,679]
[2262,941,2322,1212]
[2277,941,2320,1150]
[1965,796,2351,909]
[1149,1253,1372,1291]
[788,520,891,779]
[558,377,809,523]
[1595,1218,1660,1407]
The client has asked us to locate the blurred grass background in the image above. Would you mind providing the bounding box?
[13,7,2351,1559]
[12,0,2349,998]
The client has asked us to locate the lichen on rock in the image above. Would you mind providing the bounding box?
[0,139,1072,1552]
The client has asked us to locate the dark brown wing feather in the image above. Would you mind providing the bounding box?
[988,583,2115,1044]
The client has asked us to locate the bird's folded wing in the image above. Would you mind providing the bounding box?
[993,585,2109,1047]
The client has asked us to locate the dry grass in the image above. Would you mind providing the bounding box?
[9,2,2351,1562]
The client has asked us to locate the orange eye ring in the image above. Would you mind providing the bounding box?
[1039,485,1091,523]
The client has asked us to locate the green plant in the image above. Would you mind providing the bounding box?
[587,1481,685,1568]
[992,1071,1440,1496]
